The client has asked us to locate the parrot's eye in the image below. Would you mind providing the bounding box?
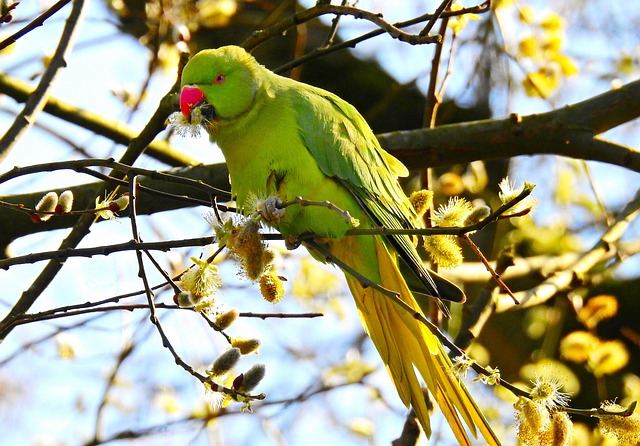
[213,74,226,84]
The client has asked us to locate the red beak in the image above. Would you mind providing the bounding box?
[180,86,205,118]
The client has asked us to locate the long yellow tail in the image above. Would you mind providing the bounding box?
[341,236,500,445]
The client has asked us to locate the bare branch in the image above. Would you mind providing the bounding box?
[380,79,640,172]
[0,0,71,50]
[0,0,87,161]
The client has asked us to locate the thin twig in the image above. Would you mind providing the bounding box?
[0,0,87,161]
[460,234,518,304]
[0,0,71,50]
[270,2,491,73]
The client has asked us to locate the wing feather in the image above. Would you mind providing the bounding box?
[292,85,464,302]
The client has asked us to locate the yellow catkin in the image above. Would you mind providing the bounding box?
[423,235,463,269]
[259,271,284,303]
[408,190,433,218]
[231,337,261,355]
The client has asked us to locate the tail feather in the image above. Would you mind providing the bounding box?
[343,236,500,445]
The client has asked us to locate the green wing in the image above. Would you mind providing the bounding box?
[292,85,464,302]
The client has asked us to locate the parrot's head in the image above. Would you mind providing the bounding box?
[179,46,262,134]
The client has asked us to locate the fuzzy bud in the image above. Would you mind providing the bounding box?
[56,190,74,214]
[408,189,433,218]
[35,191,58,221]
[210,348,241,377]
[438,172,465,196]
[423,235,463,269]
[231,337,260,355]
[463,205,491,226]
[238,364,266,392]
[514,397,551,445]
[174,292,193,308]
[550,411,573,446]
[214,308,239,330]
[111,193,130,212]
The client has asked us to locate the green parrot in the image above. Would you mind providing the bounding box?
[179,45,499,445]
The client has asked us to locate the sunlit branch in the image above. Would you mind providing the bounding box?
[0,0,71,50]
[267,2,491,73]
[0,0,87,161]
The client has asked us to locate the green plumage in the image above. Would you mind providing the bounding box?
[179,46,499,445]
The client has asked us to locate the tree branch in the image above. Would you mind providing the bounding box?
[0,0,87,162]
[379,78,640,172]
[494,189,640,312]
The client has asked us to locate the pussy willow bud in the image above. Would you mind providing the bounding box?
[550,411,573,446]
[56,190,74,214]
[110,193,130,212]
[408,189,433,218]
[210,348,241,377]
[239,364,266,392]
[214,308,239,330]
[35,191,58,221]
[173,292,193,308]
[463,205,491,226]
[231,337,260,355]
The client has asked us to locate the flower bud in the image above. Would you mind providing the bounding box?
[210,348,241,377]
[550,411,573,446]
[599,403,640,444]
[464,205,491,226]
[56,190,74,214]
[238,364,266,392]
[35,191,58,221]
[231,337,260,355]
[173,292,193,307]
[110,193,130,212]
[408,189,433,218]
[214,308,239,330]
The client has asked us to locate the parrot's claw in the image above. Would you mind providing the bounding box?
[256,196,286,224]
[284,235,301,250]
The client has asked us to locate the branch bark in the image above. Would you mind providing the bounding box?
[379,78,640,172]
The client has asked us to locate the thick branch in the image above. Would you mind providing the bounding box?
[380,78,640,172]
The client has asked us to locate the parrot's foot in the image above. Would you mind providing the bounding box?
[255,196,286,224]
[284,235,301,250]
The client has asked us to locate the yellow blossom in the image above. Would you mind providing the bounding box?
[577,295,618,330]
[599,402,640,444]
[231,337,260,355]
[498,177,537,215]
[448,2,480,35]
[559,330,598,363]
[588,340,629,377]
[259,270,285,303]
[180,257,222,300]
[408,189,433,218]
[423,234,463,269]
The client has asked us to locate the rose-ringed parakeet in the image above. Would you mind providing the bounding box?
[178,45,499,445]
